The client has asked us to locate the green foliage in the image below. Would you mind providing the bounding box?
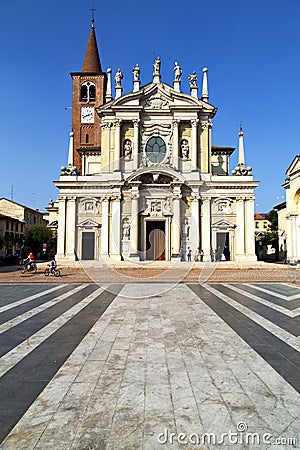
[25,224,56,256]
[265,209,278,238]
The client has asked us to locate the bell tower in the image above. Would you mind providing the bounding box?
[70,11,106,174]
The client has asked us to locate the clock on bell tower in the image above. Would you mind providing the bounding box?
[70,15,106,174]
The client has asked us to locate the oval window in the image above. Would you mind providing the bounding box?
[145,137,166,163]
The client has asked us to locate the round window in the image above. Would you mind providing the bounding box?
[145,137,166,163]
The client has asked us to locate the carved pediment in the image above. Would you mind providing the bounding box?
[212,219,236,230]
[77,219,100,228]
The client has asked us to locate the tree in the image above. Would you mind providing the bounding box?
[265,209,279,260]
[265,209,278,238]
[25,224,56,258]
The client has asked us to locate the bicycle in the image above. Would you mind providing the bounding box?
[21,262,37,274]
[44,266,60,277]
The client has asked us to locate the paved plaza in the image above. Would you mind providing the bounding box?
[0,281,299,449]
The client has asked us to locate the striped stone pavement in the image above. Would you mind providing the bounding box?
[0,282,299,449]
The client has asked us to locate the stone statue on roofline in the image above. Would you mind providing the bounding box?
[132,63,140,81]
[174,61,182,81]
[188,71,197,88]
[115,68,123,87]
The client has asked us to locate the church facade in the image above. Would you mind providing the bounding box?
[54,21,259,263]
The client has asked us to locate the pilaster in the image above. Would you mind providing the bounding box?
[235,198,245,259]
[65,196,77,260]
[129,186,140,259]
[245,197,257,260]
[201,198,211,260]
[114,119,121,171]
[191,119,199,169]
[171,185,181,258]
[101,197,109,258]
[189,195,200,253]
[56,196,66,259]
[110,195,122,260]
[172,120,179,169]
[133,119,140,170]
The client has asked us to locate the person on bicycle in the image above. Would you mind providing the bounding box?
[24,252,35,270]
[49,258,57,274]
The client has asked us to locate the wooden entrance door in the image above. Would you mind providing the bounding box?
[146,221,165,260]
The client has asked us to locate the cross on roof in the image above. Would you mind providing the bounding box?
[90,6,96,26]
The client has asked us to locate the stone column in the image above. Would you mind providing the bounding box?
[201,198,211,260]
[66,196,76,260]
[200,121,209,172]
[172,120,179,169]
[130,187,140,259]
[56,196,66,259]
[235,198,245,258]
[191,119,199,169]
[291,213,298,259]
[114,119,121,171]
[245,197,257,260]
[171,185,181,258]
[133,119,140,170]
[190,195,200,254]
[101,197,109,258]
[110,195,121,260]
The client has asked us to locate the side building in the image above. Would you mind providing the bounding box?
[0,198,45,258]
[52,19,259,263]
[283,155,300,262]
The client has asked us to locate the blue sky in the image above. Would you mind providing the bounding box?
[0,0,299,212]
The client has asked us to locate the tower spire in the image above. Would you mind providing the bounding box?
[201,67,209,102]
[232,127,252,176]
[238,127,245,166]
[81,12,102,73]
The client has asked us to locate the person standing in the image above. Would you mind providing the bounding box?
[210,247,215,262]
[187,247,192,262]
[223,245,230,261]
[180,246,185,262]
[200,249,204,262]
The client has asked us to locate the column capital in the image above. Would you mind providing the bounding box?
[58,195,67,201]
[173,119,180,127]
[110,194,121,201]
[133,119,140,127]
[191,118,199,127]
[67,196,77,202]
[115,119,122,127]
[101,121,113,130]
[200,120,213,130]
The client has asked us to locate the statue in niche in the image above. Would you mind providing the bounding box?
[182,218,190,239]
[123,139,132,160]
[174,61,182,81]
[122,217,130,240]
[188,71,197,87]
[114,68,123,87]
[132,63,140,81]
[153,56,161,76]
[181,139,189,160]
